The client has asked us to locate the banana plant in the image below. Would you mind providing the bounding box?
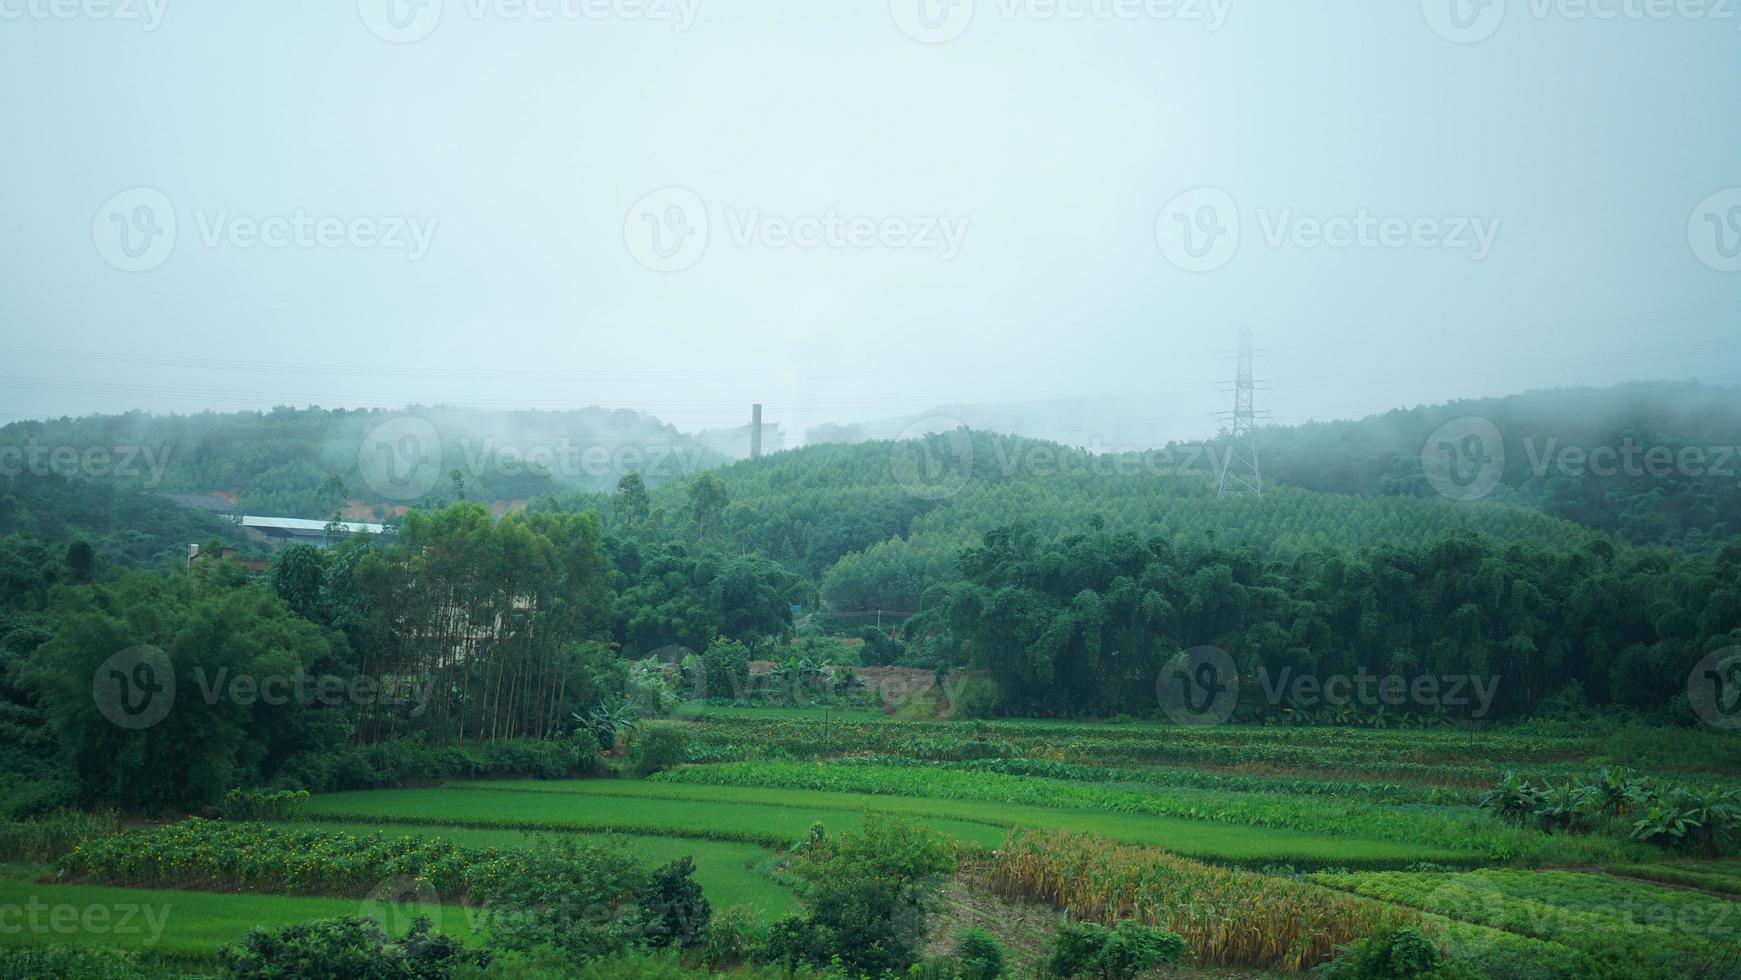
[1478,771,1543,826]
[572,699,637,750]
[1532,782,1591,834]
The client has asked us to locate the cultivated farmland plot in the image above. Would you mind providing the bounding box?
[9,707,1739,977]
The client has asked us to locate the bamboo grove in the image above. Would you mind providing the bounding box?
[341,505,614,743]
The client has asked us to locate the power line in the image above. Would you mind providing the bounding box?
[1216,327,1263,499]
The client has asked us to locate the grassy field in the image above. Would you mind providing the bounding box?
[0,876,487,964]
[11,711,1739,974]
[275,822,798,915]
[305,783,1013,848]
[402,778,1476,866]
[675,704,889,723]
[1307,867,1741,977]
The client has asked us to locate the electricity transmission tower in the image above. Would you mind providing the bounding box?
[1216,327,1264,498]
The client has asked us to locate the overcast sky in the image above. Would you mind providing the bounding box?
[2,0,1738,447]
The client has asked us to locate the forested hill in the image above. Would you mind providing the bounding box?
[0,406,724,521]
[1242,381,1741,553]
[0,473,247,568]
[538,429,1605,616]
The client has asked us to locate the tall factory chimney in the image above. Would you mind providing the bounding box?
[750,404,763,460]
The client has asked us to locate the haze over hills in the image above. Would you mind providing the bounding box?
[4,379,1739,595]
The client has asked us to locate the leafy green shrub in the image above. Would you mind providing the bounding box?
[221,787,310,821]
[701,637,752,702]
[953,927,1006,979]
[61,819,480,897]
[638,857,711,948]
[0,944,165,980]
[1312,927,1481,980]
[763,815,956,977]
[629,723,691,777]
[0,808,117,863]
[1480,769,1740,856]
[700,904,763,969]
[219,916,486,979]
[478,837,645,964]
[278,735,595,793]
[59,818,655,920]
[1044,921,1186,979]
[1629,786,1741,857]
[454,948,803,979]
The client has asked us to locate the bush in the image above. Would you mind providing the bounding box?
[1045,921,1187,979]
[763,815,956,976]
[701,637,752,701]
[221,787,310,821]
[953,927,1006,980]
[638,857,711,948]
[478,837,646,963]
[278,735,596,793]
[700,905,762,969]
[1312,927,1482,980]
[0,809,117,863]
[218,916,486,979]
[453,948,803,979]
[0,944,164,980]
[629,723,692,777]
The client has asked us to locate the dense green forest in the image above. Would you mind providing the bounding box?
[0,406,725,520]
[0,472,248,566]
[1242,382,1741,553]
[3,382,1740,819]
